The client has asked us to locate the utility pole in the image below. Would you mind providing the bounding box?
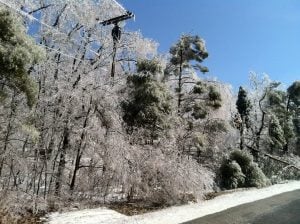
[99,11,134,79]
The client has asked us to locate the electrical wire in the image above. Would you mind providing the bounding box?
[0,0,134,62]
[110,0,127,13]
[0,0,94,65]
[38,43,88,63]
[0,0,102,57]
[0,0,128,82]
[38,43,116,76]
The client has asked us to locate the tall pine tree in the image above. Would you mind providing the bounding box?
[236,86,251,150]
[166,35,209,112]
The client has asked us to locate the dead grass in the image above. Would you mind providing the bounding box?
[0,208,44,224]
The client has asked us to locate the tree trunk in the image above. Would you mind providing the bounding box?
[0,92,16,177]
[70,97,92,192]
[55,127,69,196]
[283,96,291,153]
[177,49,183,113]
[239,116,245,150]
[246,145,300,171]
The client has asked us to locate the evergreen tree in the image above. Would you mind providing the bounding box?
[187,81,222,120]
[122,59,171,142]
[287,81,300,107]
[236,87,251,120]
[236,86,251,150]
[220,149,269,189]
[287,81,300,154]
[166,35,209,111]
[268,89,294,153]
[0,8,43,107]
[177,80,224,164]
[293,118,300,155]
[268,114,286,153]
[208,85,222,109]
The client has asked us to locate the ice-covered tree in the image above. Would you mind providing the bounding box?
[220,149,270,189]
[268,89,294,153]
[244,74,282,153]
[268,114,286,153]
[236,86,251,150]
[287,81,300,107]
[122,59,172,143]
[0,7,43,107]
[0,0,160,201]
[287,81,300,154]
[165,35,209,111]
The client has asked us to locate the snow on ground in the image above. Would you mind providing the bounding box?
[47,208,126,224]
[47,181,300,224]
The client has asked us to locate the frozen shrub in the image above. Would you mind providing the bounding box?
[280,168,300,181]
[221,150,269,189]
[246,163,271,188]
[192,103,207,119]
[259,155,300,183]
[229,150,252,173]
[0,191,47,223]
[220,160,245,189]
[133,149,215,205]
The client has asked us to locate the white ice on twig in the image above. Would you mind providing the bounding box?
[48,181,300,224]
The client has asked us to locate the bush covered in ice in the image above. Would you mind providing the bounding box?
[221,150,270,189]
[220,160,245,189]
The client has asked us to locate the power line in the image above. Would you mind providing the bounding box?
[38,43,113,75]
[0,1,88,63]
[0,0,102,57]
[0,0,129,79]
[38,43,88,63]
[110,0,127,13]
[0,0,129,100]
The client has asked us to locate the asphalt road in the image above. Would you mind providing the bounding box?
[182,189,300,224]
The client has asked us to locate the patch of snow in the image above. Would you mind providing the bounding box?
[47,209,127,224]
[47,181,300,224]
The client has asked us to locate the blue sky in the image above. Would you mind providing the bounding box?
[119,0,300,89]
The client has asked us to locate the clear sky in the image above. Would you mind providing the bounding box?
[118,0,300,89]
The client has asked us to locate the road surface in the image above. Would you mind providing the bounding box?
[183,189,300,224]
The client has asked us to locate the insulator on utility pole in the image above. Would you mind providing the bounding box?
[99,11,135,79]
[112,24,122,42]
